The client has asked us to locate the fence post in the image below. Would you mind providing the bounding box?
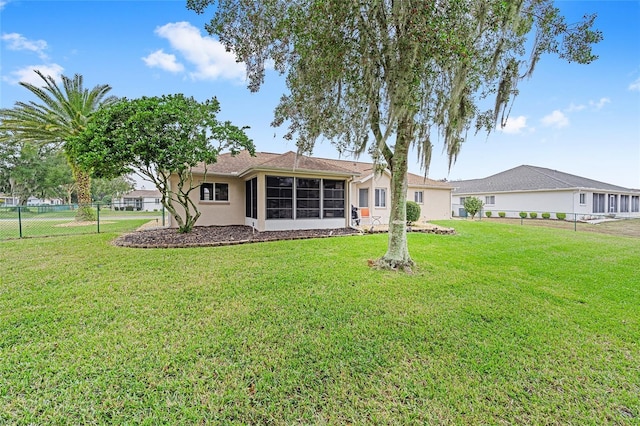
[574,213,577,232]
[18,206,23,238]
[97,203,101,233]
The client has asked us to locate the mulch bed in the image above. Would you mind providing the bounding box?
[113,225,362,248]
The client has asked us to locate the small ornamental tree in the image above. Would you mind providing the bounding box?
[463,197,484,219]
[68,94,254,233]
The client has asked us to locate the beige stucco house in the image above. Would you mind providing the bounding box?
[167,150,452,231]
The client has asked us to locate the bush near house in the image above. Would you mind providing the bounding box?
[556,212,567,220]
[519,212,527,219]
[542,212,551,219]
[529,212,538,219]
[498,212,506,218]
[406,201,421,224]
[485,211,492,218]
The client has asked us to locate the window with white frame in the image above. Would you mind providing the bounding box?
[375,188,386,208]
[620,195,629,213]
[485,195,495,205]
[579,193,586,205]
[414,191,424,204]
[593,193,605,213]
[200,182,229,201]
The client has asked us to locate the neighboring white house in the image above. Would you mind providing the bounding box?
[0,194,63,206]
[26,196,64,206]
[452,165,640,219]
[167,150,452,231]
[114,189,163,212]
[0,194,19,206]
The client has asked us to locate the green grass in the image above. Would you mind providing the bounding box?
[0,218,152,240]
[1,220,638,424]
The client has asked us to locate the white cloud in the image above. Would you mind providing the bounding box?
[565,103,586,113]
[142,49,184,73]
[152,21,245,81]
[498,115,528,134]
[2,64,64,85]
[0,1,7,11]
[1,32,49,60]
[629,77,640,92]
[541,110,569,128]
[589,97,610,110]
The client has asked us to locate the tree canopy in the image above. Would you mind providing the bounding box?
[188,0,601,271]
[0,70,116,219]
[68,94,254,233]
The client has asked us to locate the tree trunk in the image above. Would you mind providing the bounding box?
[377,119,415,272]
[71,162,95,221]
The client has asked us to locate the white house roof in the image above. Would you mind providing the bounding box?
[452,165,635,194]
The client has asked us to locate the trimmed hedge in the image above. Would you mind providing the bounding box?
[556,212,567,220]
[485,211,492,218]
[498,212,506,218]
[406,201,421,223]
[529,212,538,219]
[519,212,527,219]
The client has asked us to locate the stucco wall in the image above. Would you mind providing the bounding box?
[416,188,452,221]
[451,190,640,219]
[167,174,246,228]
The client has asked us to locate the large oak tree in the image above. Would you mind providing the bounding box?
[188,0,601,271]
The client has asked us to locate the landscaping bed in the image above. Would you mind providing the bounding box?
[114,225,361,248]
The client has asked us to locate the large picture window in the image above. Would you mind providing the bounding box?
[632,196,640,213]
[200,182,229,201]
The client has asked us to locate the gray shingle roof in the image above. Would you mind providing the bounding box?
[452,165,635,194]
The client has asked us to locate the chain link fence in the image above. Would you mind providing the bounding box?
[452,207,640,232]
[0,202,166,241]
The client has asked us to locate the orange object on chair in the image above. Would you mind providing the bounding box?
[360,207,370,219]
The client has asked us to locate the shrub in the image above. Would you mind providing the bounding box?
[542,212,551,219]
[485,211,492,218]
[556,212,567,220]
[463,197,484,219]
[498,212,506,218]
[529,212,538,219]
[519,212,527,219]
[406,201,421,224]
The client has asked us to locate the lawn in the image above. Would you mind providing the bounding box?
[0,220,638,424]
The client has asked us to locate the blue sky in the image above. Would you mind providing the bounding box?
[1,0,639,189]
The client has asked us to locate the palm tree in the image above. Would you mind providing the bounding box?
[0,70,116,220]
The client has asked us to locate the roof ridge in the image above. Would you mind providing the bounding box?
[524,165,575,187]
